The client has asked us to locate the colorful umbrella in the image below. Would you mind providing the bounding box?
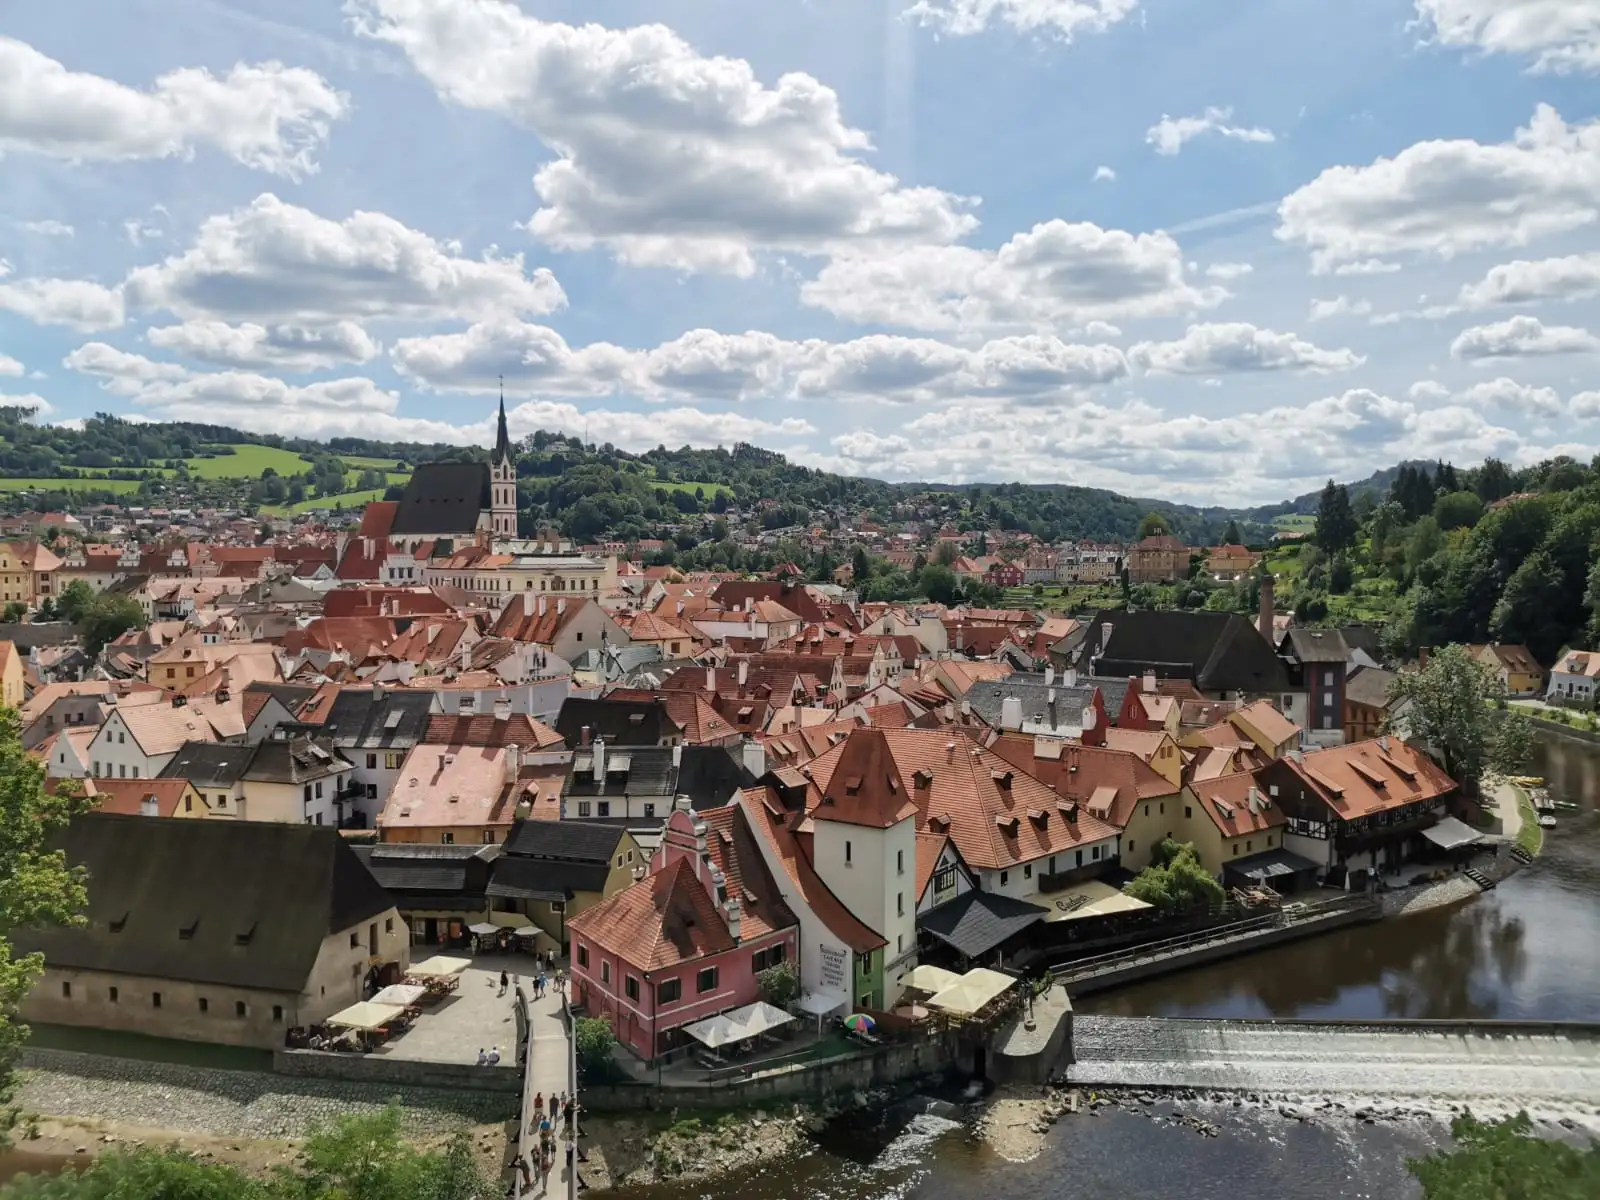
[843,1013,875,1032]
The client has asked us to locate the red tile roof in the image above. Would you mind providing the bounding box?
[811,728,917,829]
[1285,738,1456,819]
[1190,770,1286,837]
[424,713,564,749]
[568,855,734,971]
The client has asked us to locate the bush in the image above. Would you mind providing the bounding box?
[756,961,799,1007]
[574,1016,616,1080]
[1123,841,1225,912]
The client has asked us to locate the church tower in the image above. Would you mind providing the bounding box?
[490,390,517,539]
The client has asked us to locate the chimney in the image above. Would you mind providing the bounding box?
[956,627,964,652]
[675,793,692,813]
[672,743,683,769]
[706,666,716,692]
[1258,573,1275,642]
[592,737,606,783]
[1100,621,1112,653]
[741,736,765,779]
[538,595,548,616]
[725,897,742,943]
[140,795,159,817]
[946,740,956,764]
[505,742,522,782]
[1081,701,1097,734]
[1142,670,1156,694]
[372,681,386,703]
[1000,696,1023,731]
[960,699,971,719]
[1044,665,1055,686]
[580,724,591,747]
[738,659,749,687]
[1418,646,1431,669]
[493,696,512,722]
[1065,667,1078,688]
[557,597,566,615]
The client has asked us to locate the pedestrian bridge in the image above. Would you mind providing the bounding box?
[1064,1016,1600,1103]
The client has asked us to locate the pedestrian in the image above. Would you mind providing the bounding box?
[537,971,546,998]
[476,1047,488,1066]
[534,1091,544,1114]
[499,969,509,996]
[488,1045,501,1065]
[517,1154,531,1188]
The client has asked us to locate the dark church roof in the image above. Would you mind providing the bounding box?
[391,461,492,536]
[494,397,513,465]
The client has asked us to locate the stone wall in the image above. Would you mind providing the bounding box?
[272,1048,522,1093]
[581,1031,964,1112]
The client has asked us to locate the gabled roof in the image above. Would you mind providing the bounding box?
[554,696,679,747]
[389,462,491,536]
[1229,699,1301,749]
[425,713,564,749]
[567,855,735,971]
[502,819,627,865]
[19,814,394,992]
[698,803,798,943]
[918,888,1048,959]
[315,687,437,748]
[382,743,519,831]
[85,778,194,818]
[1083,609,1289,694]
[1344,666,1399,709]
[915,830,951,902]
[1190,770,1285,837]
[812,728,917,829]
[1284,737,1456,819]
[1281,627,1351,664]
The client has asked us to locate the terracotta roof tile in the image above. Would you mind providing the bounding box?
[567,856,735,971]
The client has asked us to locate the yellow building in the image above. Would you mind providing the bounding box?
[0,541,62,608]
[0,640,23,709]
[1180,772,1289,878]
[487,820,645,950]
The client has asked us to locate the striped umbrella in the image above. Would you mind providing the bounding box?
[843,1013,875,1032]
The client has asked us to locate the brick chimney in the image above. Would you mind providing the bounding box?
[1258,573,1275,642]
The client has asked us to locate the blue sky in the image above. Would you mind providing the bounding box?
[2,0,1598,503]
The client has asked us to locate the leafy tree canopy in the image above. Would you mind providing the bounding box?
[1408,1112,1600,1200]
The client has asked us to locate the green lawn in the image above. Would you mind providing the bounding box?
[261,485,397,516]
[1512,785,1544,857]
[186,444,314,478]
[1274,513,1316,531]
[0,477,146,494]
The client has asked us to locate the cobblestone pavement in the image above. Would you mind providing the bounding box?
[16,1048,515,1141]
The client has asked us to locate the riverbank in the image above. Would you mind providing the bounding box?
[581,1106,811,1190]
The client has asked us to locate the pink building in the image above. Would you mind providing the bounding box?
[567,801,798,1063]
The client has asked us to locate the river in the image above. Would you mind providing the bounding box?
[601,734,1600,1199]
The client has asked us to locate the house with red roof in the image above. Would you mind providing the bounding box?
[567,799,798,1063]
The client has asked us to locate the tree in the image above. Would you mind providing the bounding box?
[1313,480,1357,552]
[756,961,800,1008]
[1221,519,1241,544]
[0,708,91,1121]
[851,545,871,586]
[1386,643,1532,792]
[34,597,55,622]
[1490,549,1570,664]
[54,580,95,625]
[934,541,959,567]
[918,563,960,606]
[1137,512,1169,540]
[1123,841,1224,912]
[1329,555,1353,595]
[0,603,23,624]
[1434,490,1484,532]
[1408,1111,1600,1199]
[1473,457,1514,505]
[79,595,146,657]
[575,1015,617,1081]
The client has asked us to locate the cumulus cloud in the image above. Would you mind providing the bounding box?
[0,353,22,377]
[1129,322,1364,374]
[1308,295,1373,321]
[1450,315,1600,360]
[904,0,1140,38]
[802,220,1223,332]
[1414,1,1600,74]
[0,262,124,330]
[123,194,564,325]
[1146,107,1276,156]
[0,36,346,179]
[1573,391,1600,418]
[1205,262,1253,280]
[146,320,380,371]
[1457,251,1600,308]
[351,0,974,276]
[1093,165,1116,182]
[17,219,73,237]
[795,334,1128,402]
[1455,376,1565,416]
[1277,105,1600,272]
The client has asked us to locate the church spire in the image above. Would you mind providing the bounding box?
[493,377,512,466]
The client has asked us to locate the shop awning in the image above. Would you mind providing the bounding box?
[1224,847,1322,883]
[1041,879,1153,922]
[683,1001,794,1049]
[326,1001,405,1031]
[796,989,849,1017]
[1420,816,1483,851]
[926,967,1017,1016]
[902,964,963,994]
[371,984,427,1007]
[408,955,471,978]
[467,922,501,935]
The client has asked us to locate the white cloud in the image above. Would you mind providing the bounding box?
[391,318,638,397]
[0,393,54,417]
[1409,379,1452,400]
[802,219,1223,332]
[1414,1,1600,74]
[1333,259,1402,276]
[1309,295,1373,321]
[17,219,73,237]
[0,36,346,180]
[1278,105,1600,272]
[351,0,975,276]
[1573,391,1600,418]
[794,333,1128,402]
[1450,314,1600,360]
[1146,107,1275,156]
[1456,375,1565,415]
[1457,251,1600,308]
[123,194,564,324]
[904,0,1140,39]
[64,342,189,395]
[1129,322,1364,374]
[0,353,22,377]
[1205,262,1253,280]
[1093,165,1116,182]
[0,262,124,330]
[146,320,380,371]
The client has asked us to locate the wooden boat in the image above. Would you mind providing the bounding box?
[1538,816,1558,829]
[1511,776,1545,787]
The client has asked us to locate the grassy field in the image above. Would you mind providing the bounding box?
[1273,513,1316,531]
[261,486,394,516]
[339,455,413,472]
[1512,784,1544,857]
[186,444,313,478]
[0,477,145,495]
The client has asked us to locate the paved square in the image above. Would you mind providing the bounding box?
[374,953,530,1065]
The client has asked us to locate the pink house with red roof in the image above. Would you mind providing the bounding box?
[567,801,798,1062]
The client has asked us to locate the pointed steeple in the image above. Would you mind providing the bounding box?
[493,378,513,466]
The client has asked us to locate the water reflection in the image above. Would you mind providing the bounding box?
[1083,733,1599,1022]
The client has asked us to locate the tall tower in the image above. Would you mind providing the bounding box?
[490,387,517,539]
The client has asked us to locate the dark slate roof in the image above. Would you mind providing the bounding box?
[317,688,436,748]
[0,622,79,651]
[502,819,626,864]
[487,856,604,902]
[242,682,320,712]
[963,675,1123,735]
[159,741,255,786]
[352,843,496,896]
[677,744,759,811]
[555,696,672,747]
[566,745,679,798]
[20,814,393,992]
[390,461,491,535]
[917,889,1049,959]
[1281,627,1352,664]
[1344,665,1398,709]
[1340,625,1384,660]
[1082,609,1289,694]
[246,736,351,784]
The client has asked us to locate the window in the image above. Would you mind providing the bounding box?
[441,833,455,844]
[597,801,611,818]
[896,849,904,875]
[1092,845,1100,860]
[93,761,100,776]
[185,795,192,813]
[315,780,324,799]
[845,840,852,866]
[1159,801,1164,815]
[1246,840,1253,852]
[366,754,377,769]
[350,932,359,949]
[576,944,589,968]
[657,978,682,1004]
[643,803,655,818]
[1232,843,1239,856]
[697,966,718,994]
[273,1005,283,1022]
[1075,849,1083,867]
[483,830,496,844]
[625,976,640,1002]
[897,934,904,953]
[118,731,125,744]
[118,764,126,778]
[198,997,209,1013]
[303,785,312,804]
[61,981,71,999]
[753,944,786,972]
[1023,863,1033,880]
[1185,805,1192,819]
[152,992,162,1008]
[934,864,956,893]
[385,918,394,934]
[1143,804,1149,817]
[385,752,402,769]
[577,801,592,818]
[896,892,904,916]
[108,986,118,1003]
[1128,841,1135,854]
[999,870,1008,886]
[601,961,611,985]
[131,766,139,779]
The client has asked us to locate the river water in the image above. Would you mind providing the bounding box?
[602,735,1600,1199]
